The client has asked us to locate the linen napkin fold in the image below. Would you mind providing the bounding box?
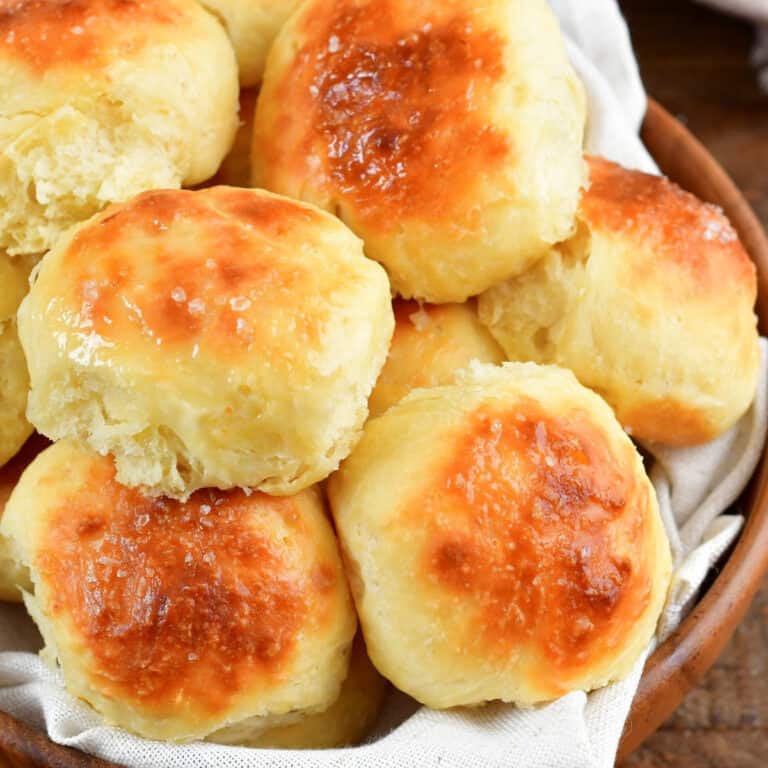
[1,2,766,766]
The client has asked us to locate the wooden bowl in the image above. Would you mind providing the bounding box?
[1,99,767,768]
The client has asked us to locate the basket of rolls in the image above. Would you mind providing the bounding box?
[0,0,766,767]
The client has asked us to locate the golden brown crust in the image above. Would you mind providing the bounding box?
[3,441,357,739]
[582,156,756,294]
[368,299,505,417]
[330,363,671,707]
[35,459,340,716]
[21,185,393,498]
[65,188,320,358]
[480,158,760,446]
[254,0,585,302]
[0,0,187,72]
[620,396,721,446]
[415,403,651,695]
[261,0,510,229]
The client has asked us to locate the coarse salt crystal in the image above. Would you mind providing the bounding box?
[409,306,431,331]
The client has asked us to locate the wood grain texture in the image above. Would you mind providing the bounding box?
[0,710,116,768]
[619,0,768,766]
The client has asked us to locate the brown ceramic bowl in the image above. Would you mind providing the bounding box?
[1,99,767,768]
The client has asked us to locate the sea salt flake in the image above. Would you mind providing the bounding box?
[409,306,430,331]
[229,297,252,312]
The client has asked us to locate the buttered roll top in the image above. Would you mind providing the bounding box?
[253,0,586,302]
[19,186,394,498]
[330,362,672,708]
[479,156,760,446]
[0,0,239,255]
[1,441,357,741]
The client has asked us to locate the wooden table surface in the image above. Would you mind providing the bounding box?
[618,1,768,766]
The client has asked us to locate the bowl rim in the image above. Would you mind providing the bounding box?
[1,98,767,768]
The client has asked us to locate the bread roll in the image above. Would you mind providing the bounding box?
[253,0,586,302]
[479,156,760,446]
[207,88,258,188]
[197,0,303,86]
[0,0,238,256]
[0,251,34,466]
[0,436,47,602]
[330,362,672,708]
[369,300,505,417]
[1,441,356,741]
[19,187,394,499]
[210,634,387,748]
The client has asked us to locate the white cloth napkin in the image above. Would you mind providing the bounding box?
[1,2,767,766]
